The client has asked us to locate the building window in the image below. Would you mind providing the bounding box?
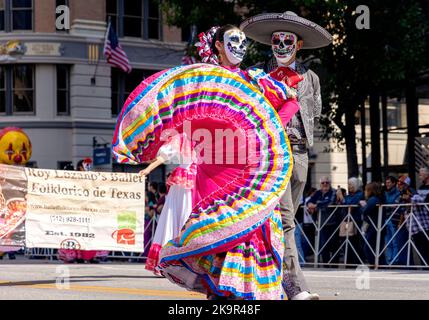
[147,0,160,39]
[0,0,33,32]
[111,68,158,117]
[0,64,34,115]
[106,0,161,40]
[13,64,34,113]
[106,0,118,34]
[123,0,143,38]
[11,0,33,31]
[0,0,5,31]
[0,66,5,113]
[57,65,70,115]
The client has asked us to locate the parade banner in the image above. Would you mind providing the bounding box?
[0,164,145,252]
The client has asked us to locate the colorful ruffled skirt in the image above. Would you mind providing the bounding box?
[112,64,293,300]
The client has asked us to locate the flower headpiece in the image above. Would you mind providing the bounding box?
[195,26,220,65]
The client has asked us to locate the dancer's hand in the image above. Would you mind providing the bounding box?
[139,168,151,176]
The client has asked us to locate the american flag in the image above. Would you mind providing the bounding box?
[103,22,132,73]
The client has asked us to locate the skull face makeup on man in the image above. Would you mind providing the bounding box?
[223,29,248,65]
[272,32,298,66]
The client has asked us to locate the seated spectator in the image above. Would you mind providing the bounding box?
[336,177,365,265]
[360,182,384,265]
[307,177,339,265]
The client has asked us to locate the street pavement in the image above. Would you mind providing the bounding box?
[0,259,429,300]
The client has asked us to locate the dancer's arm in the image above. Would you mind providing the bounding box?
[139,157,166,176]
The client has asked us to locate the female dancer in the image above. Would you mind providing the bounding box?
[158,25,298,300]
[143,25,299,278]
[113,37,293,300]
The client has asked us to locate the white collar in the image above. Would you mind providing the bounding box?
[277,61,296,70]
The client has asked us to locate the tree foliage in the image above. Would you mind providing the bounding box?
[161,0,429,177]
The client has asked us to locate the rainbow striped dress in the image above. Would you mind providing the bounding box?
[112,63,293,300]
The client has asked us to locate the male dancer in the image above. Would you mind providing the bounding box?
[241,11,332,300]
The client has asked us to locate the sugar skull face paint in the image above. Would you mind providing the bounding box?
[223,29,248,65]
[272,32,298,65]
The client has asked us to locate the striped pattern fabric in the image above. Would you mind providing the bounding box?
[112,64,293,299]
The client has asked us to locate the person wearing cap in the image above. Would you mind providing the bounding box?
[241,11,332,300]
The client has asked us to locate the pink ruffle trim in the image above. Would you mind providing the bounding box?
[145,243,162,272]
[167,164,197,189]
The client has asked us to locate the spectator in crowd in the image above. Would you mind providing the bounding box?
[391,175,415,265]
[407,167,429,265]
[301,187,317,263]
[147,182,159,216]
[360,182,384,265]
[143,182,160,260]
[417,167,429,202]
[307,176,339,265]
[383,176,401,265]
[295,186,317,266]
[155,183,168,218]
[336,177,365,265]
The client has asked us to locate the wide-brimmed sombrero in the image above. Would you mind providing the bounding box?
[240,11,333,49]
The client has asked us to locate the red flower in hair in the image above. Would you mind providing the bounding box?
[195,26,220,65]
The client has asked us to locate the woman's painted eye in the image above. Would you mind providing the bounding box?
[230,36,240,42]
[284,40,294,45]
[272,38,281,45]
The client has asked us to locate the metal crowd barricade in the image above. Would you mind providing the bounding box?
[295,202,429,269]
[15,203,429,268]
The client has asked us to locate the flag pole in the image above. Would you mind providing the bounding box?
[91,17,111,86]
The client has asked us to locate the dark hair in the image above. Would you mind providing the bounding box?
[76,160,84,170]
[63,164,74,171]
[211,24,237,55]
[158,183,167,194]
[149,182,159,191]
[365,182,383,199]
[385,175,397,184]
[305,186,317,197]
